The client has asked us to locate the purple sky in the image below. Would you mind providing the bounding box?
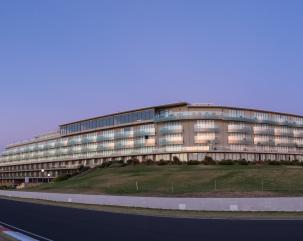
[1,0,303,151]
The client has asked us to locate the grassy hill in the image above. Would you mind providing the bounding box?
[27,163,303,197]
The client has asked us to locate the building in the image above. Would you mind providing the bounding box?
[1,102,303,184]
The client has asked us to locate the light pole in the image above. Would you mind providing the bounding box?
[41,169,45,183]
[47,173,51,183]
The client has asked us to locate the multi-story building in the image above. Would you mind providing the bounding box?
[1,102,303,184]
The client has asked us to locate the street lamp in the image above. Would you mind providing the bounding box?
[41,169,45,183]
[47,173,51,183]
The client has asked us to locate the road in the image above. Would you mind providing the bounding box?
[0,198,303,241]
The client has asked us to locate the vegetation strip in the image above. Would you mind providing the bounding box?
[17,163,303,197]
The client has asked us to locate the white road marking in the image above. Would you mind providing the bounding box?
[4,231,37,241]
[0,220,53,241]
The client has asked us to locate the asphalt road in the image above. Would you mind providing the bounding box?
[0,198,303,241]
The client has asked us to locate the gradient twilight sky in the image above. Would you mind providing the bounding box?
[1,0,303,150]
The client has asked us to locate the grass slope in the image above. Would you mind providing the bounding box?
[27,164,303,197]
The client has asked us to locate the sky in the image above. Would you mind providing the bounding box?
[1,0,303,150]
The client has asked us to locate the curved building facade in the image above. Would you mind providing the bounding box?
[1,102,303,184]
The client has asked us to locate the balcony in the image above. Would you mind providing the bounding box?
[114,132,134,139]
[134,139,155,147]
[159,126,183,134]
[194,136,218,144]
[194,126,219,133]
[158,138,183,146]
[254,138,275,146]
[228,125,252,134]
[253,127,275,135]
[155,111,222,122]
[115,142,134,149]
[96,135,114,142]
[274,129,293,137]
[134,129,155,137]
[294,131,303,138]
[81,137,97,144]
[275,140,295,147]
[228,137,252,145]
[67,140,81,146]
[155,111,303,128]
[296,142,303,148]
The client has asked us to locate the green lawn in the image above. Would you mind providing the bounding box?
[27,164,303,197]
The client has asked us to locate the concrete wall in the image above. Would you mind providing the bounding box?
[1,190,303,212]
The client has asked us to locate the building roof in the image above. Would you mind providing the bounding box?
[60,102,189,127]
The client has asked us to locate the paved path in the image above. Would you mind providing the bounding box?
[1,197,303,241]
[1,190,303,211]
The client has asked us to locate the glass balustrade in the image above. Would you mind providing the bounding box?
[228,125,252,133]
[159,127,183,134]
[155,111,303,127]
[253,127,275,135]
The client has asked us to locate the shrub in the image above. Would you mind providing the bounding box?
[267,160,281,165]
[187,160,200,165]
[54,174,72,182]
[143,159,154,165]
[219,159,235,165]
[98,162,111,168]
[157,159,170,165]
[99,162,106,168]
[78,165,90,173]
[172,156,182,165]
[126,158,140,165]
[202,156,216,165]
[281,160,300,166]
[238,159,249,165]
[109,161,125,168]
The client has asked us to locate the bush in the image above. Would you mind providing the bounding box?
[281,160,300,166]
[238,159,249,165]
[143,159,154,165]
[126,158,140,165]
[54,174,72,182]
[219,159,235,165]
[109,161,125,168]
[98,162,111,168]
[202,156,216,165]
[266,160,281,165]
[78,165,90,173]
[187,160,200,165]
[172,156,182,165]
[157,159,170,165]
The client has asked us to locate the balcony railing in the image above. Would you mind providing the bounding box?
[228,138,252,145]
[194,137,218,145]
[194,126,219,133]
[114,132,134,139]
[253,127,275,135]
[294,131,303,138]
[96,135,114,142]
[274,130,293,137]
[114,142,134,149]
[134,130,155,136]
[275,141,296,147]
[254,139,275,146]
[159,127,183,134]
[158,139,183,146]
[228,126,252,133]
[155,112,303,128]
[296,142,303,148]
